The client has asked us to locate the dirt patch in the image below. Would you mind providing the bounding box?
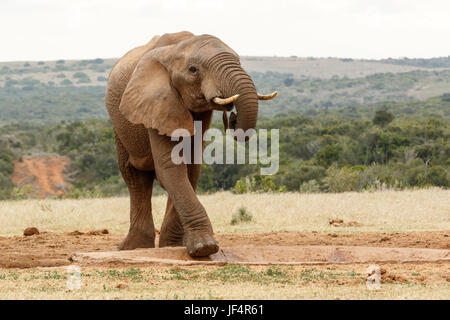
[68,229,109,236]
[0,231,448,269]
[71,245,450,266]
[217,231,450,249]
[11,156,70,199]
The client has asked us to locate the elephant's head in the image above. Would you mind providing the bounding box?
[119,31,276,137]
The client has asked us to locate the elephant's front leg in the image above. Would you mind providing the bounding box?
[149,128,218,257]
[159,163,202,247]
[159,111,212,248]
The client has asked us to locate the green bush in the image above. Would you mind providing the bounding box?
[233,179,247,194]
[60,79,73,85]
[232,176,283,193]
[324,167,361,192]
[64,186,104,199]
[77,77,91,84]
[425,166,449,187]
[11,185,35,200]
[0,173,13,200]
[231,207,253,225]
[299,179,320,193]
[72,72,89,79]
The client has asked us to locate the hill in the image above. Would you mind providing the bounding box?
[240,56,447,78]
[1,55,448,88]
[1,56,450,125]
[0,56,448,199]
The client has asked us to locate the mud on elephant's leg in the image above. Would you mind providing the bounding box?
[115,136,156,250]
[149,129,218,257]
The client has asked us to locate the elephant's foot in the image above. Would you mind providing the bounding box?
[118,230,155,250]
[184,231,219,257]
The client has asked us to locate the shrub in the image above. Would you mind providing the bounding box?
[72,72,89,79]
[233,179,247,194]
[299,179,320,193]
[425,166,449,187]
[404,160,427,186]
[77,77,91,84]
[11,185,35,200]
[275,164,326,190]
[373,110,394,127]
[324,167,361,192]
[0,173,14,200]
[64,186,104,199]
[60,79,73,85]
[232,176,282,193]
[231,207,253,225]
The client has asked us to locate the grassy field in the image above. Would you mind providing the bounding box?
[0,188,449,237]
[0,263,448,300]
[0,189,448,300]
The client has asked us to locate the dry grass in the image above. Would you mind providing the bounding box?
[0,189,449,300]
[0,264,448,300]
[0,188,449,236]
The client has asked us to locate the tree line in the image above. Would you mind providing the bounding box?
[0,104,448,199]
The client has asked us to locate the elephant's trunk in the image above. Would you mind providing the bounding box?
[207,53,259,135]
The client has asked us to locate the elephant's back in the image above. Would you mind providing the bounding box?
[105,36,161,161]
[105,32,195,167]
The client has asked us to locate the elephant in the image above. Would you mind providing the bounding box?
[105,31,277,257]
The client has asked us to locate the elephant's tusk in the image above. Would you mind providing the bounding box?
[257,91,278,100]
[212,94,240,105]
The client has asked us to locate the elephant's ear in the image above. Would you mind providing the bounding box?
[119,47,194,137]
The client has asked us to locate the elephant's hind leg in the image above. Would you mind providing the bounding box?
[115,134,156,250]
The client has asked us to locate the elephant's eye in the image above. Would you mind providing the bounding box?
[188,66,198,73]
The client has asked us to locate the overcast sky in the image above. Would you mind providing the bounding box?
[1,0,449,62]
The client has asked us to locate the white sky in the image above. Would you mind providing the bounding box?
[1,0,450,62]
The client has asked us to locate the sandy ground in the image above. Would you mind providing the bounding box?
[0,230,448,268]
[0,190,448,299]
[0,230,448,299]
